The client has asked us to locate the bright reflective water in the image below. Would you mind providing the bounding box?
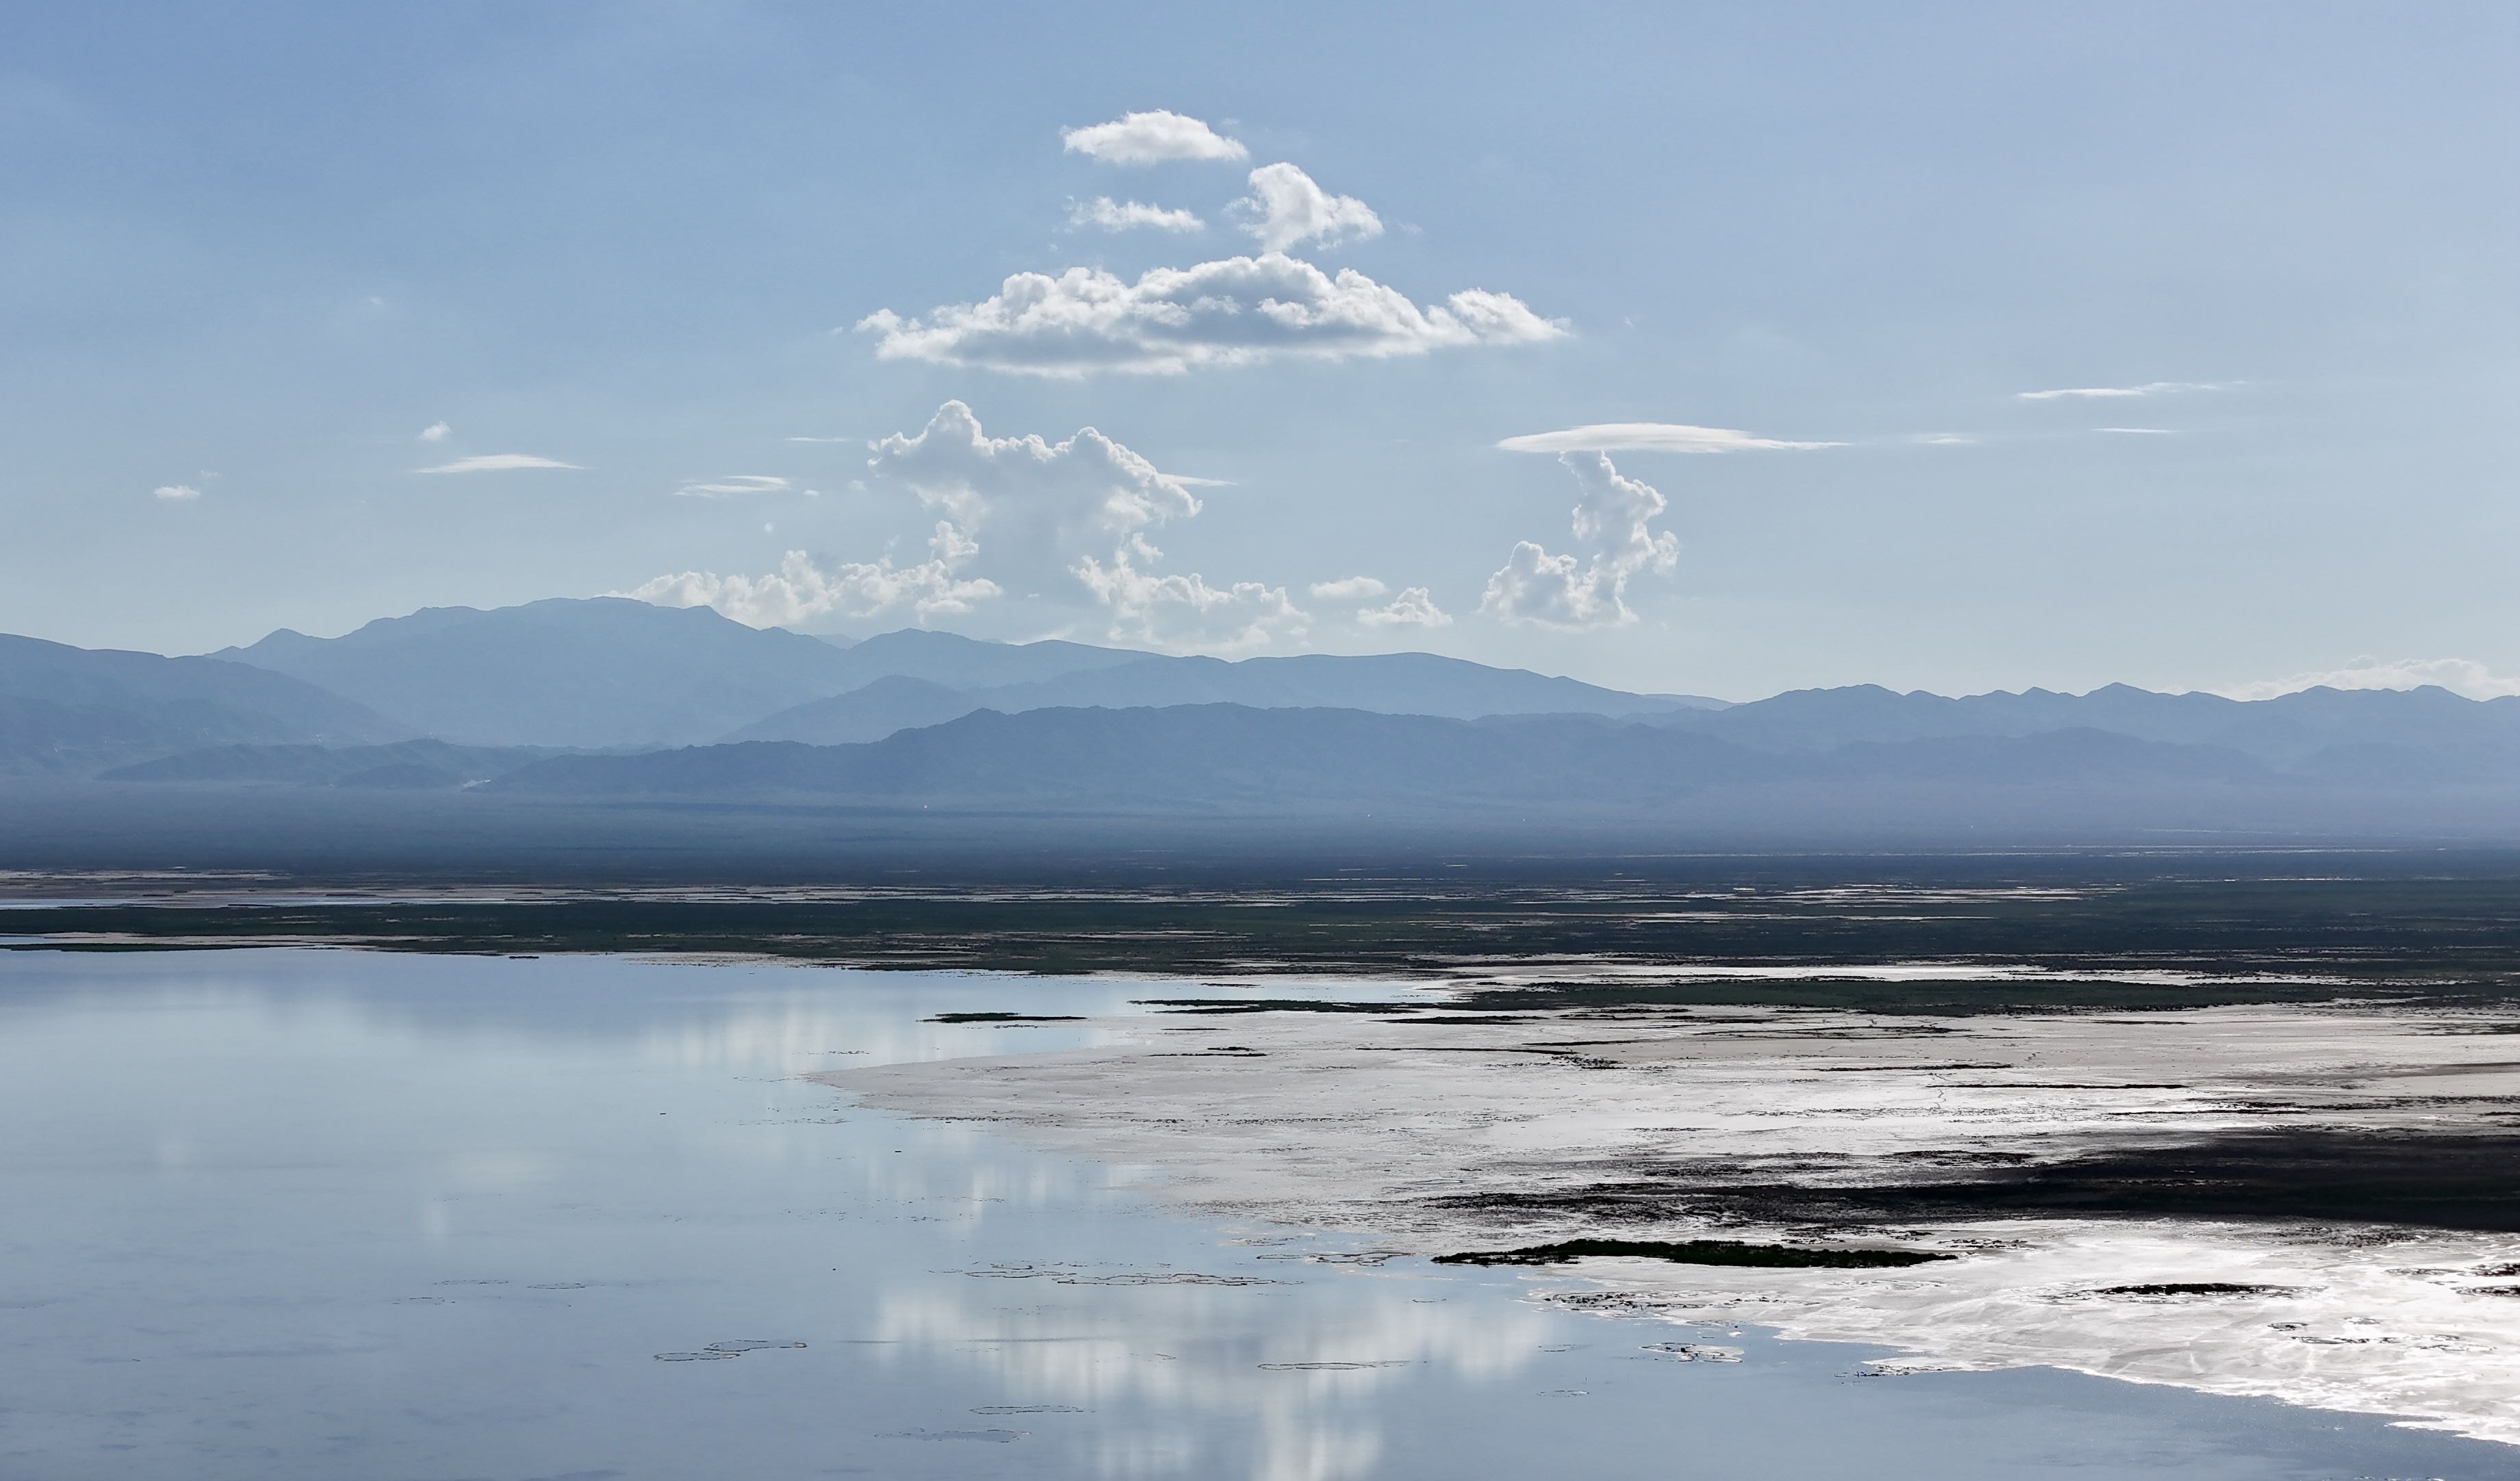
[0,949,2506,1480]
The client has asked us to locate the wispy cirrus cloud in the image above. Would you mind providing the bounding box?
[1062,110,1246,165]
[2018,381,2227,400]
[416,453,581,474]
[673,474,800,499]
[860,255,1563,376]
[1069,197,1204,233]
[1497,422,1839,454]
[2096,426,2176,436]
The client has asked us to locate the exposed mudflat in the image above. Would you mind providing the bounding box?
[822,996,2520,1445]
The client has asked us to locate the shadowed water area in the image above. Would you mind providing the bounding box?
[1,947,2510,1480]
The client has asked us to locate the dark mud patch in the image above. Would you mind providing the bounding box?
[1835,1130,2520,1233]
[2087,1283,2299,1298]
[926,1012,1085,1023]
[1432,1237,1951,1269]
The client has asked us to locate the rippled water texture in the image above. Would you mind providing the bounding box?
[0,949,2505,1480]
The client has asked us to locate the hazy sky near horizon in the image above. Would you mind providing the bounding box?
[5,2,2517,700]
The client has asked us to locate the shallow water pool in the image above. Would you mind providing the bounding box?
[0,948,2504,1480]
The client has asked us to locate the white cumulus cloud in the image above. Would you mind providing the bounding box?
[860,254,1563,376]
[1497,422,1841,454]
[1308,576,1387,600]
[1357,587,1450,628]
[2220,658,2520,703]
[1075,551,1305,654]
[1062,110,1246,164]
[1481,452,1680,629]
[152,483,201,502]
[638,404,1305,650]
[1069,196,1204,233]
[627,532,998,629]
[2018,381,2225,400]
[416,453,581,474]
[1236,162,1381,253]
[417,421,451,442]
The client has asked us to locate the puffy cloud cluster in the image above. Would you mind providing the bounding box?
[1237,162,1380,253]
[152,483,201,502]
[1069,196,1204,233]
[860,111,1559,377]
[1075,550,1305,654]
[1481,452,1679,629]
[862,255,1562,376]
[635,403,1302,650]
[1062,110,1246,164]
[1356,586,1450,628]
[628,531,997,629]
[2221,657,2520,702]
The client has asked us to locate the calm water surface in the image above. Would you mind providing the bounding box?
[0,948,2506,1480]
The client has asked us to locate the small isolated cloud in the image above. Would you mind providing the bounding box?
[1237,163,1381,253]
[2221,657,2520,703]
[2096,426,2176,436]
[2018,381,2225,400]
[416,453,581,474]
[1309,576,1387,601]
[1062,110,1246,165]
[628,533,999,629]
[1070,196,1204,233]
[1912,433,1979,446]
[1357,587,1450,628]
[674,474,791,499]
[417,421,451,443]
[1482,452,1679,630]
[861,255,1563,376]
[1497,422,1840,455]
[152,484,201,502]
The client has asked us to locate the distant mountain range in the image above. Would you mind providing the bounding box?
[3,597,2517,844]
[0,634,404,776]
[196,597,1722,749]
[487,706,2291,812]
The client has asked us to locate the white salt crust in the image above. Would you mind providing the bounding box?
[822,1000,2520,1446]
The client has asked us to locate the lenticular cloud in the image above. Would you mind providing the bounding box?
[860,254,1563,376]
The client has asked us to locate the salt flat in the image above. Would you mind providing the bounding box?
[825,995,2520,1445]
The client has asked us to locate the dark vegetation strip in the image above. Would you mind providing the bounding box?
[10,860,2520,1010]
[1432,1238,1951,1269]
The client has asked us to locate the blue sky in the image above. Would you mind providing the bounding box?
[4,2,2516,699]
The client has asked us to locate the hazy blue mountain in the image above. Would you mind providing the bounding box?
[491,704,2291,812]
[723,647,1727,745]
[215,597,871,747]
[1657,682,2520,777]
[976,652,1722,719]
[0,634,404,775]
[722,675,988,745]
[811,628,1145,691]
[101,739,550,788]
